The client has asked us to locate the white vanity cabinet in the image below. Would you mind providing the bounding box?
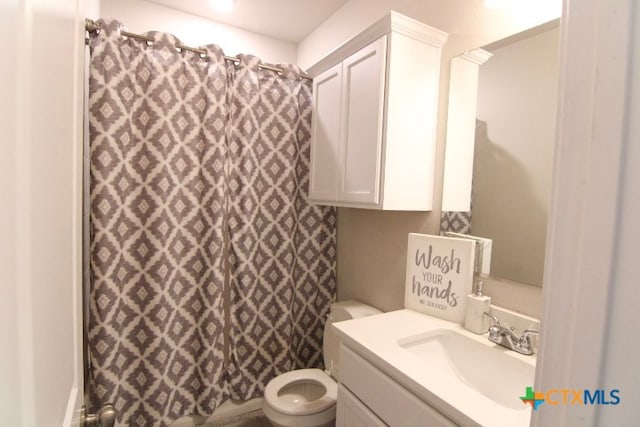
[307,12,448,210]
[337,345,456,427]
[336,384,387,427]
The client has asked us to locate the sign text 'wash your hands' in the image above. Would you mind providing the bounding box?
[404,233,475,323]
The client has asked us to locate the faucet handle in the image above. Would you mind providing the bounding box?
[483,311,500,326]
[518,328,540,352]
[487,324,501,340]
[520,328,540,340]
[483,312,502,338]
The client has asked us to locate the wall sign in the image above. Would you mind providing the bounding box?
[404,233,476,323]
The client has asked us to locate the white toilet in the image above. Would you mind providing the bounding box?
[263,300,381,427]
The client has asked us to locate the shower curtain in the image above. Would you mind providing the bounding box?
[224,55,337,400]
[87,20,336,426]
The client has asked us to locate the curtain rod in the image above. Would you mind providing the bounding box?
[85,19,312,80]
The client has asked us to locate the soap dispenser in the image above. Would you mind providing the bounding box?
[464,280,491,334]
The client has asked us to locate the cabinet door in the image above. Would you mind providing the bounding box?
[309,63,342,202]
[340,345,457,427]
[337,384,387,427]
[339,36,387,205]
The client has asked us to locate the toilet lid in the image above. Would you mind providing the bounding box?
[264,368,337,416]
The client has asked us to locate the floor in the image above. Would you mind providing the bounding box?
[169,398,272,427]
[189,410,272,427]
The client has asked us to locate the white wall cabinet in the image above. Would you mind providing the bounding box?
[310,36,387,205]
[308,12,448,210]
[309,63,343,202]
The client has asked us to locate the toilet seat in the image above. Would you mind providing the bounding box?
[264,368,337,416]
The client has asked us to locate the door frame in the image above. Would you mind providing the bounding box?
[534,0,639,425]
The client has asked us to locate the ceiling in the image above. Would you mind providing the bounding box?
[146,0,350,43]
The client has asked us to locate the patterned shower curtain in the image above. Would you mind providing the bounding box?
[224,56,337,399]
[87,20,336,427]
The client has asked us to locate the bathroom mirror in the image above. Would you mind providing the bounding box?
[441,19,560,287]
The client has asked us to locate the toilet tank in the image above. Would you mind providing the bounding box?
[323,300,381,381]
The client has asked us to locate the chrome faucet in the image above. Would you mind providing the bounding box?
[483,312,539,355]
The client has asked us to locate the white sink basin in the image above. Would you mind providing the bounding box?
[334,310,536,426]
[398,328,534,410]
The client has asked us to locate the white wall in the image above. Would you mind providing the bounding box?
[0,0,85,425]
[298,0,560,315]
[0,3,21,424]
[99,0,297,64]
[473,26,559,286]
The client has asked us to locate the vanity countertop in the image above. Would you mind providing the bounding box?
[334,309,536,427]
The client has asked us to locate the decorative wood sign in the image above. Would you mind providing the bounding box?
[404,233,476,323]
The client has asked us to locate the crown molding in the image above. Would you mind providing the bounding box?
[307,11,448,77]
[460,48,493,65]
